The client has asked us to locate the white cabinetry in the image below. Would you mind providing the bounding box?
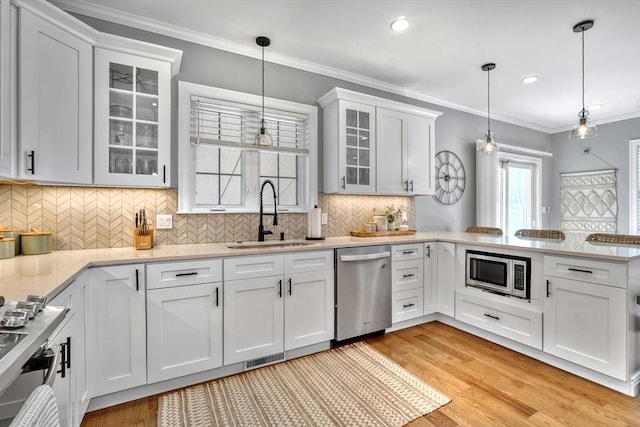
[87,265,146,397]
[146,259,223,383]
[0,0,16,177]
[94,33,182,187]
[376,109,437,195]
[543,255,627,380]
[423,242,437,315]
[318,87,441,195]
[16,1,95,183]
[224,251,334,366]
[436,242,456,317]
[391,243,424,323]
[48,273,88,427]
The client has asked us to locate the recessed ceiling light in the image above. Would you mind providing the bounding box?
[390,17,410,32]
[521,75,539,84]
[587,103,603,110]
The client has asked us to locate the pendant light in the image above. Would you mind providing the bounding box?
[569,20,597,140]
[254,36,273,146]
[480,63,498,154]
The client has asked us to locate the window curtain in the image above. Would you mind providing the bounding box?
[475,140,500,227]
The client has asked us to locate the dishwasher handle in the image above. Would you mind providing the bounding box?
[339,251,390,262]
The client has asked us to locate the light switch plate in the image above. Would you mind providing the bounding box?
[321,212,328,225]
[156,214,173,229]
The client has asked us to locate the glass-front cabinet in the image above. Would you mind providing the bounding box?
[94,34,182,187]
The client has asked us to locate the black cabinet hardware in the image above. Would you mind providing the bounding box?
[215,287,219,307]
[409,180,414,192]
[425,245,431,258]
[402,250,415,255]
[175,272,198,277]
[403,180,409,191]
[484,313,499,320]
[278,279,282,297]
[135,269,139,291]
[403,273,415,278]
[27,151,35,174]
[341,176,346,189]
[546,279,551,297]
[403,303,415,308]
[568,267,593,274]
[288,278,292,295]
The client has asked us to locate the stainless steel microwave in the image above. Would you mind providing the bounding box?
[465,250,531,299]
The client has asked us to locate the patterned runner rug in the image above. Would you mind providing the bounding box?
[158,341,450,426]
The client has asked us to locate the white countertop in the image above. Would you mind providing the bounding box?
[2,231,639,302]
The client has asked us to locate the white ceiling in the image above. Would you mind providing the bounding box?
[52,0,640,134]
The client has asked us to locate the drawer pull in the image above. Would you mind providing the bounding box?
[402,250,416,255]
[546,279,551,298]
[568,267,593,274]
[484,313,500,320]
[175,272,198,277]
[403,303,415,308]
[403,273,415,278]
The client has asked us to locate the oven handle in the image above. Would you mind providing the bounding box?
[340,252,390,262]
[43,344,61,387]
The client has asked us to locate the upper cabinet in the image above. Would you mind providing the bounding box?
[0,0,15,177]
[94,33,182,187]
[16,0,96,183]
[318,88,441,195]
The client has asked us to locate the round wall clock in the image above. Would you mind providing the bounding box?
[433,150,466,205]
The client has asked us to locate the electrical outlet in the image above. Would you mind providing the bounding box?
[156,214,173,229]
[321,212,328,225]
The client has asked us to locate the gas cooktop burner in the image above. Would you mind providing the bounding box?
[0,332,27,361]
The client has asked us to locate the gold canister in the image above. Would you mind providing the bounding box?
[0,225,22,255]
[0,236,16,259]
[21,229,53,255]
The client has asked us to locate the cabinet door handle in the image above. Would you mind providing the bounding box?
[27,150,35,174]
[425,245,431,258]
[403,180,409,191]
[215,287,219,307]
[57,340,68,378]
[403,303,415,308]
[546,279,551,298]
[568,267,593,274]
[175,272,198,277]
[288,278,292,295]
[65,336,71,369]
[410,180,414,192]
[163,165,166,184]
[341,176,346,189]
[278,279,282,297]
[484,313,500,320]
[135,269,140,291]
[403,273,415,278]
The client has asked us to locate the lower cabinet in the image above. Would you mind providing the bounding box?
[391,243,424,323]
[436,242,456,317]
[543,275,627,380]
[423,242,437,315]
[87,265,146,397]
[48,316,74,427]
[224,251,334,366]
[455,290,542,349]
[146,260,223,383]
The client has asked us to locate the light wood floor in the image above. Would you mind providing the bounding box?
[81,321,640,426]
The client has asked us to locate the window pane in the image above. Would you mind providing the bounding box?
[360,148,370,167]
[261,152,278,177]
[346,147,357,165]
[359,130,370,148]
[279,154,297,178]
[346,109,357,127]
[278,178,297,205]
[359,111,370,129]
[195,174,218,205]
[347,167,357,184]
[507,165,532,234]
[359,168,370,186]
[196,146,218,173]
[220,175,242,205]
[220,148,241,174]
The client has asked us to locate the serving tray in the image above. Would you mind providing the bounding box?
[350,230,416,237]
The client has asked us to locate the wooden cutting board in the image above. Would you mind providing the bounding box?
[350,230,416,237]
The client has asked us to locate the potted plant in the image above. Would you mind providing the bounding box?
[374,205,403,231]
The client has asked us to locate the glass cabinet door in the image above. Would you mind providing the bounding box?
[340,102,376,193]
[108,62,159,177]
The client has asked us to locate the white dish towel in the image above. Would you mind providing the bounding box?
[9,384,60,427]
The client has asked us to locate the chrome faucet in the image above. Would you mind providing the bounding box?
[258,179,278,241]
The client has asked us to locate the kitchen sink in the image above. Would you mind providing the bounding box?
[225,239,318,249]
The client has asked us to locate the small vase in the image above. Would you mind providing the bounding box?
[373,215,388,231]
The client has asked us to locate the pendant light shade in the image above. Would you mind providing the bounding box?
[569,20,597,140]
[480,63,498,154]
[254,36,273,146]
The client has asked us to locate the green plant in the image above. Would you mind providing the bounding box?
[375,205,403,225]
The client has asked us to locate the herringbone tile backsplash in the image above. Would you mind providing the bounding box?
[0,185,414,250]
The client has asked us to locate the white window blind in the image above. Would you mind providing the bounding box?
[190,96,310,155]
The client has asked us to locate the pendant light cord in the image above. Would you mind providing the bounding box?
[487,67,491,134]
[581,29,585,112]
[261,44,265,121]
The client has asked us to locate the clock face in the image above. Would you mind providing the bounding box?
[433,150,466,205]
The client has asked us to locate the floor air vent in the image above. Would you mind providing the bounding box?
[244,352,285,370]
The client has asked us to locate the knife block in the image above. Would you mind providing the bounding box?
[134,225,154,250]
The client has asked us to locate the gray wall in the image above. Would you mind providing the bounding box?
[78,14,553,233]
[550,117,640,233]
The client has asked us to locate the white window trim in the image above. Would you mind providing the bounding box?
[629,139,640,234]
[177,81,318,214]
[497,151,542,233]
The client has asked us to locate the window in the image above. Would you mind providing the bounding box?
[497,152,541,235]
[630,139,640,233]
[178,82,317,213]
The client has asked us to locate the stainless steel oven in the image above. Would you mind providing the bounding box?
[465,250,531,299]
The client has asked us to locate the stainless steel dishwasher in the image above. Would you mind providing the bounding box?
[335,245,391,341]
